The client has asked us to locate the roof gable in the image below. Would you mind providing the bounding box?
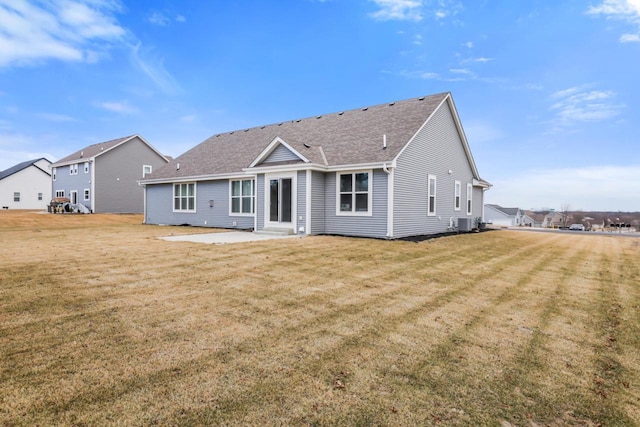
[249,137,309,168]
[51,135,168,167]
[0,158,51,181]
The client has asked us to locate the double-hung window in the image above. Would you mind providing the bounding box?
[337,171,371,215]
[230,179,255,215]
[454,181,461,211]
[427,174,437,216]
[466,183,473,215]
[173,183,196,212]
[84,189,90,201]
[84,162,89,173]
[52,168,57,181]
[143,165,152,178]
[69,164,78,175]
[13,192,20,202]
[55,190,65,198]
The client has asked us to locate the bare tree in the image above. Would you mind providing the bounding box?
[560,203,571,227]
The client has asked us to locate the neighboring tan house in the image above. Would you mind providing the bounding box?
[140,92,491,238]
[50,135,169,213]
[483,204,525,227]
[541,211,568,228]
[0,158,52,210]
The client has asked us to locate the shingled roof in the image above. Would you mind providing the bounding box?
[0,158,51,181]
[145,92,468,181]
[486,204,521,216]
[50,135,168,167]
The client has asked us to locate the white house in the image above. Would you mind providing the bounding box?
[0,158,52,210]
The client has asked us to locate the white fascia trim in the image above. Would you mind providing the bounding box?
[327,161,391,172]
[249,136,310,168]
[139,172,249,185]
[51,158,95,168]
[90,161,96,213]
[473,178,492,189]
[244,163,327,174]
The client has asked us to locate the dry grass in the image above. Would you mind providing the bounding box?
[1,210,639,426]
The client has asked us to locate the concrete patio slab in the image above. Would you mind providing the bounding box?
[160,231,304,245]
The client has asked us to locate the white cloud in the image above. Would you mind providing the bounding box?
[95,100,138,114]
[175,14,185,23]
[369,0,423,22]
[147,11,169,26]
[587,0,640,42]
[129,42,181,94]
[0,0,126,67]
[485,165,640,211]
[549,86,624,127]
[463,41,473,48]
[36,112,78,122]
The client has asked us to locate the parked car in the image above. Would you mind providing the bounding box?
[569,224,585,231]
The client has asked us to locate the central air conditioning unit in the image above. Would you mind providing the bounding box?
[458,217,473,232]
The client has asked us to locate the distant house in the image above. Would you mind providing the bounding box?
[50,135,169,213]
[541,211,567,228]
[0,158,52,210]
[483,204,527,227]
[140,92,491,238]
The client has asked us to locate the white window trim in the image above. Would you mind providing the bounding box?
[13,192,20,202]
[69,165,73,175]
[143,165,152,178]
[55,190,65,198]
[52,167,57,181]
[84,162,89,174]
[336,169,373,216]
[229,178,255,217]
[172,182,197,213]
[84,188,90,201]
[427,174,437,216]
[466,183,473,215]
[38,193,43,201]
[454,180,461,211]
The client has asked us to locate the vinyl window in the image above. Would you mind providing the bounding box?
[173,183,196,212]
[427,174,436,216]
[143,165,152,178]
[337,171,371,215]
[84,189,90,201]
[55,190,65,198]
[454,181,461,211]
[466,183,473,215]
[84,162,89,173]
[13,192,20,202]
[230,179,255,215]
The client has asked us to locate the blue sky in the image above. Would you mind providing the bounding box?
[1,0,639,211]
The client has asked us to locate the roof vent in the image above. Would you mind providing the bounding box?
[317,115,322,119]
[100,147,104,151]
[278,123,283,126]
[338,112,344,115]
[244,129,249,132]
[296,119,301,122]
[261,126,265,129]
[362,107,368,111]
[230,131,234,134]
[389,102,395,106]
[303,143,310,148]
[176,163,180,170]
[80,151,84,158]
[418,96,425,101]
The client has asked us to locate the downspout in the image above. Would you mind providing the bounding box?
[383,163,394,238]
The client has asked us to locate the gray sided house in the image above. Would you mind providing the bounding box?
[51,135,169,213]
[141,93,490,239]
